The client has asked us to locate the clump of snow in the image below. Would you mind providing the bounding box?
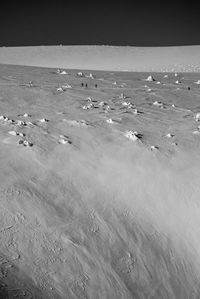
[39,118,49,123]
[16,120,26,126]
[89,73,95,79]
[106,118,114,124]
[62,84,72,89]
[195,80,200,84]
[23,113,29,117]
[82,103,93,110]
[59,139,69,144]
[124,131,142,142]
[153,101,163,108]
[150,145,159,150]
[133,109,142,115]
[122,101,131,107]
[193,130,200,135]
[19,139,33,147]
[166,133,174,138]
[98,101,106,107]
[119,93,127,99]
[195,113,200,122]
[0,116,9,121]
[145,75,156,82]
[8,130,17,136]
[77,72,84,77]
[66,120,88,127]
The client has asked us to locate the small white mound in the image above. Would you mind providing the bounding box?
[145,75,156,82]
[132,109,141,115]
[124,131,139,142]
[7,119,15,124]
[156,81,161,84]
[87,97,92,102]
[88,73,95,79]
[166,133,174,138]
[153,101,163,107]
[23,113,31,117]
[195,80,200,84]
[19,140,33,147]
[58,139,69,144]
[26,121,34,126]
[57,87,64,92]
[66,120,87,127]
[82,103,93,110]
[164,74,168,78]
[195,113,200,122]
[77,72,84,77]
[62,84,72,89]
[193,130,200,135]
[113,81,117,85]
[18,132,25,137]
[150,145,159,151]
[175,80,181,84]
[119,93,126,99]
[122,101,131,107]
[172,104,176,108]
[40,118,49,123]
[16,120,26,126]
[174,73,178,77]
[147,88,152,92]
[8,131,17,136]
[106,118,114,124]
[0,116,9,121]
[60,71,67,75]
[98,101,106,107]
[104,105,110,112]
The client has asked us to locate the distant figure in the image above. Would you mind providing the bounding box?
[188,87,190,91]
[85,83,88,88]
[29,81,33,87]
[95,84,98,88]
[81,82,84,87]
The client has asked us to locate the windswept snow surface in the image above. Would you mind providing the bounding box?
[0,64,200,298]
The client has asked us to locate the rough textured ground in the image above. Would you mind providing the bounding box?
[0,64,200,298]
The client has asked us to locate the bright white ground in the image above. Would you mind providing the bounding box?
[0,65,200,298]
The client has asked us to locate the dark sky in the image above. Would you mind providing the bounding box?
[0,1,199,47]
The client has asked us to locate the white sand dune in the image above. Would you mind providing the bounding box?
[1,45,200,71]
[1,64,200,298]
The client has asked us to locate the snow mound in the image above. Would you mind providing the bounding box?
[145,75,156,82]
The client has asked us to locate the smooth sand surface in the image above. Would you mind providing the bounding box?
[1,45,200,71]
[0,64,200,298]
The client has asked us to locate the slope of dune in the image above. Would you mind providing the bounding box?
[1,64,200,298]
[1,45,200,71]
